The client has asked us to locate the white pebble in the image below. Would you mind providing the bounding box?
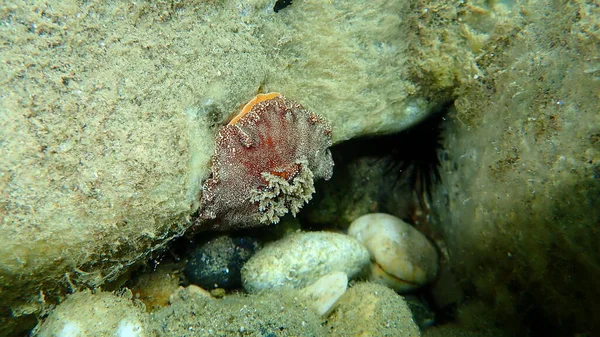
[348,213,439,292]
[241,231,369,293]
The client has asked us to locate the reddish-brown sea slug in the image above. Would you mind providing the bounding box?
[197,93,334,230]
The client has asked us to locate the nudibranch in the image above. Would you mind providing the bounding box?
[197,93,334,230]
[229,92,282,125]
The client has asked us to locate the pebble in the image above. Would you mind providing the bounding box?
[130,263,180,311]
[169,285,212,305]
[241,231,370,293]
[37,290,148,337]
[348,213,439,292]
[184,236,261,289]
[298,271,348,317]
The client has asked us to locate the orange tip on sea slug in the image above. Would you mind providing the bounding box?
[229,92,282,125]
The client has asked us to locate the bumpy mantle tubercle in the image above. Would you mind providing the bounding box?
[196,93,334,230]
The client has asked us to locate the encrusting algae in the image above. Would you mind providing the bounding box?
[197,93,334,230]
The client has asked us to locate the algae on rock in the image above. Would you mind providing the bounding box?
[267,0,435,143]
[0,0,275,332]
[426,0,600,334]
[0,0,432,334]
[326,283,420,337]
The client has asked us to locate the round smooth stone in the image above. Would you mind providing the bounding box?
[241,231,370,293]
[185,236,261,289]
[348,213,439,292]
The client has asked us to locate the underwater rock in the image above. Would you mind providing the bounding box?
[184,236,261,290]
[431,16,600,333]
[241,231,369,293]
[169,285,213,304]
[272,0,435,143]
[198,94,334,229]
[36,290,148,337]
[297,271,348,317]
[150,285,327,336]
[325,282,420,337]
[129,263,182,312]
[348,213,439,292]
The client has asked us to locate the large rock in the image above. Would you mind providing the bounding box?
[269,0,433,142]
[426,0,600,334]
[0,0,429,333]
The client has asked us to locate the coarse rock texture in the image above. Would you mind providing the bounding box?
[0,0,427,333]
[150,286,327,337]
[36,290,148,337]
[36,287,329,337]
[420,0,600,335]
[241,231,370,293]
[325,282,421,337]
[269,0,434,142]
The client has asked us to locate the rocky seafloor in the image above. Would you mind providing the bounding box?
[1,0,599,336]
